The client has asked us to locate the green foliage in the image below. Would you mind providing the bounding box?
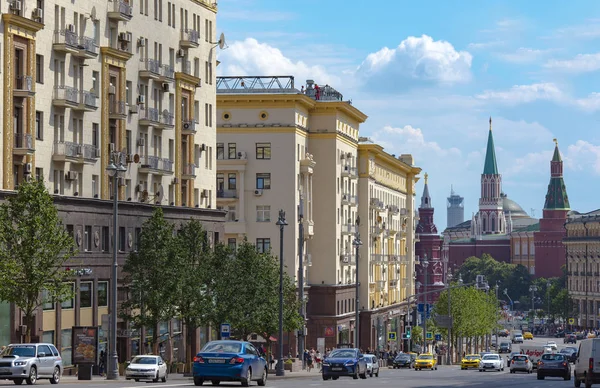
[0,180,76,341]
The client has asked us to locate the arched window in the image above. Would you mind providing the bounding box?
[482,216,487,232]
[491,214,496,232]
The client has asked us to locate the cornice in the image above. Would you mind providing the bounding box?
[100,46,133,62]
[2,14,44,33]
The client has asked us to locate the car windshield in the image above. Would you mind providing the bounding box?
[201,342,242,353]
[396,355,410,360]
[131,357,158,365]
[500,343,510,346]
[483,355,499,360]
[541,354,564,361]
[465,355,479,360]
[513,355,528,361]
[2,346,35,357]
[417,354,433,360]
[329,350,357,358]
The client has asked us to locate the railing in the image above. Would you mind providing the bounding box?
[161,65,175,79]
[109,100,127,116]
[181,29,199,44]
[161,111,174,126]
[370,226,385,235]
[112,0,133,17]
[141,155,173,172]
[15,75,33,92]
[82,144,99,160]
[79,36,98,55]
[340,254,356,265]
[53,141,79,157]
[342,165,358,176]
[14,133,33,149]
[342,223,358,234]
[140,58,161,75]
[80,91,97,108]
[342,194,358,205]
[54,85,79,104]
[217,189,237,198]
[376,280,386,290]
[139,107,159,122]
[372,254,388,263]
[54,29,78,47]
[183,61,192,75]
[183,163,196,176]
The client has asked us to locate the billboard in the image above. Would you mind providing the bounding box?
[72,326,99,365]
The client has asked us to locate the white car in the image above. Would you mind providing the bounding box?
[125,355,168,382]
[479,354,504,372]
[364,354,380,377]
[546,341,558,350]
[509,354,533,374]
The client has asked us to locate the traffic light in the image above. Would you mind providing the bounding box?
[405,326,411,339]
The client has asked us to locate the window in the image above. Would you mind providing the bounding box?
[84,225,92,252]
[42,331,54,344]
[36,0,44,23]
[80,282,92,308]
[35,111,43,140]
[228,173,236,190]
[228,143,237,159]
[35,168,43,182]
[97,281,108,307]
[102,226,110,252]
[119,227,126,251]
[61,283,74,309]
[61,329,72,366]
[227,206,236,221]
[216,173,224,191]
[92,175,98,198]
[66,224,73,251]
[228,238,236,251]
[216,143,224,159]
[36,54,43,84]
[256,143,271,159]
[42,288,54,310]
[135,227,142,251]
[256,238,271,253]
[92,123,99,148]
[256,173,271,189]
[92,71,99,96]
[256,206,271,222]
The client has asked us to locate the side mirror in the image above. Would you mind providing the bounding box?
[158,361,164,365]
[37,352,46,357]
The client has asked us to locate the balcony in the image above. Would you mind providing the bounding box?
[108,0,133,21]
[159,111,175,129]
[389,279,398,287]
[13,133,34,155]
[217,189,238,201]
[139,58,161,80]
[341,223,358,235]
[370,225,384,235]
[375,280,386,291]
[340,254,356,265]
[53,30,79,54]
[160,65,175,81]
[180,29,199,48]
[74,36,98,59]
[182,119,197,135]
[341,164,358,178]
[138,107,160,126]
[75,91,98,111]
[52,141,99,164]
[372,254,388,264]
[109,100,127,120]
[388,255,399,263]
[341,193,358,206]
[14,75,34,98]
[52,85,79,108]
[138,155,174,175]
[182,163,196,180]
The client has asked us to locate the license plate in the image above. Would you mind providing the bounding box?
[485,365,493,368]
[208,359,226,363]
[331,367,343,371]
[0,368,9,374]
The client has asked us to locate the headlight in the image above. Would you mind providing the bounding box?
[14,361,26,366]
[322,362,330,366]
[344,360,355,366]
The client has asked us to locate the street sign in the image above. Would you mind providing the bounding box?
[569,318,575,324]
[417,303,425,313]
[388,332,397,341]
[406,327,411,339]
[220,323,231,338]
[426,332,433,340]
[435,334,442,341]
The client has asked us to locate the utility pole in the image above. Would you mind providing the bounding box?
[353,217,362,348]
[297,195,305,368]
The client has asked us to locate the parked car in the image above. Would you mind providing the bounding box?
[364,355,379,377]
[414,353,437,371]
[523,332,534,340]
[559,347,577,363]
[575,332,586,340]
[192,340,267,387]
[392,354,414,369]
[498,342,512,353]
[321,348,367,380]
[537,353,570,381]
[125,355,168,383]
[460,354,481,370]
[509,354,533,374]
[0,343,62,385]
[564,334,577,344]
[479,354,504,372]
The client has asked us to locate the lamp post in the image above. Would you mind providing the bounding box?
[583,219,589,330]
[421,255,429,352]
[106,153,127,380]
[275,210,287,377]
[546,280,551,326]
[529,285,538,327]
[504,288,513,313]
[495,283,499,349]
[297,195,306,369]
[352,217,362,348]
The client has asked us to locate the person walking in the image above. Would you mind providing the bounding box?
[99,350,106,377]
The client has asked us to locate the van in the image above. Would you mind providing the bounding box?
[573,338,600,387]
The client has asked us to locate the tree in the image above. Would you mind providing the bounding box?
[121,208,179,354]
[0,179,76,342]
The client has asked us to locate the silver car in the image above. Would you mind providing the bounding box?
[364,354,379,377]
[0,343,63,385]
[125,355,168,382]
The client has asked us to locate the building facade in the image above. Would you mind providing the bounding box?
[447,187,464,229]
[0,0,221,370]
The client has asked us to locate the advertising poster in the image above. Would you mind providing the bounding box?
[72,326,98,365]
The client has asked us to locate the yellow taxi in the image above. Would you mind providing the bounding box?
[523,332,534,340]
[588,332,597,339]
[461,354,481,370]
[414,353,437,371]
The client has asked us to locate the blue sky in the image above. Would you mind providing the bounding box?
[216,0,600,228]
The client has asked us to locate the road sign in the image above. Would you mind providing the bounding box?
[569,318,575,324]
[417,303,424,313]
[388,332,397,341]
[406,327,411,339]
[426,332,433,340]
[220,323,231,338]
[435,334,442,341]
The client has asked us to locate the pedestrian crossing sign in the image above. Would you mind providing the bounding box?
[388,332,397,340]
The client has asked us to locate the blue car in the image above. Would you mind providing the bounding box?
[192,340,267,386]
[322,348,368,380]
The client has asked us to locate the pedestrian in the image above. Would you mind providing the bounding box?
[315,350,322,371]
[99,350,105,377]
[304,349,313,372]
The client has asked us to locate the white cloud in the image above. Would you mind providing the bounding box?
[565,140,600,174]
[468,41,505,50]
[575,93,600,111]
[371,125,462,158]
[476,83,564,104]
[217,38,340,86]
[544,53,600,73]
[355,35,473,89]
[497,48,554,64]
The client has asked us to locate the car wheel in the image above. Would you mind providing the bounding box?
[241,368,251,387]
[193,377,204,386]
[153,372,160,383]
[375,370,379,377]
[574,372,581,387]
[161,372,167,383]
[537,374,544,380]
[565,373,571,381]
[26,366,37,385]
[14,379,23,385]
[211,381,220,386]
[332,376,339,380]
[257,368,267,386]
[135,379,140,382]
[49,367,61,384]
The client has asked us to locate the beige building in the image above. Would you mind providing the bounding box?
[0,0,223,369]
[216,76,421,351]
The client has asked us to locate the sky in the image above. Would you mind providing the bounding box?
[215,0,600,228]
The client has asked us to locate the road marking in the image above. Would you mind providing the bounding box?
[122,384,189,388]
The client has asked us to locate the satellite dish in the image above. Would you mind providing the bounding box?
[133,154,140,163]
[218,32,226,49]
[157,185,164,203]
[162,109,169,116]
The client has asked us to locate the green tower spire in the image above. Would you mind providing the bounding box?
[483,117,499,175]
[544,139,570,210]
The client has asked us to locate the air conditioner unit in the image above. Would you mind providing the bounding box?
[201,189,208,198]
[66,171,78,181]
[176,49,185,57]
[109,143,115,152]
[77,145,83,155]
[200,143,206,151]
[237,151,247,159]
[138,38,145,47]
[172,177,179,184]
[137,95,145,105]
[129,105,139,114]
[108,85,116,95]
[340,254,349,263]
[118,32,132,42]
[340,153,346,159]
[24,163,32,174]
[67,24,75,33]
[137,138,145,147]
[32,7,43,19]
[183,122,190,130]
[95,148,101,158]
[10,1,22,12]
[162,83,170,92]
[254,189,263,196]
[136,184,144,192]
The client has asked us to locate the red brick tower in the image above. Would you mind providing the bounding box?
[534,139,570,278]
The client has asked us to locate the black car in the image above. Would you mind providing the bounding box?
[537,353,571,381]
[560,347,578,363]
[392,354,414,369]
[321,348,368,380]
[564,334,577,344]
[498,342,512,353]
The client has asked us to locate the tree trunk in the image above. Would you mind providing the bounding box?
[24,313,33,343]
[152,331,159,355]
[185,322,193,373]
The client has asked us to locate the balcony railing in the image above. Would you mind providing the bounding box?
[108,0,133,20]
[376,280,386,290]
[161,65,175,80]
[14,75,34,97]
[161,111,175,127]
[180,29,199,47]
[139,107,160,123]
[340,254,356,265]
[109,100,127,118]
[372,254,388,263]
[341,193,358,205]
[53,141,99,161]
[79,91,98,110]
[53,85,79,105]
[182,163,196,177]
[14,133,33,150]
[217,189,238,199]
[139,58,161,78]
[342,223,358,234]
[140,155,173,173]
[79,36,98,57]
[53,29,78,48]
[341,165,358,177]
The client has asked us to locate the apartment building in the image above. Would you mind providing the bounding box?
[0,0,224,369]
[216,76,421,352]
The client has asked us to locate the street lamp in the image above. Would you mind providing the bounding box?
[106,153,127,380]
[297,195,306,369]
[275,210,287,377]
[504,288,514,313]
[421,255,429,352]
[352,217,362,349]
[495,283,499,349]
[546,280,551,326]
[529,285,538,327]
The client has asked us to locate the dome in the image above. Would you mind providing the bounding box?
[501,193,529,219]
